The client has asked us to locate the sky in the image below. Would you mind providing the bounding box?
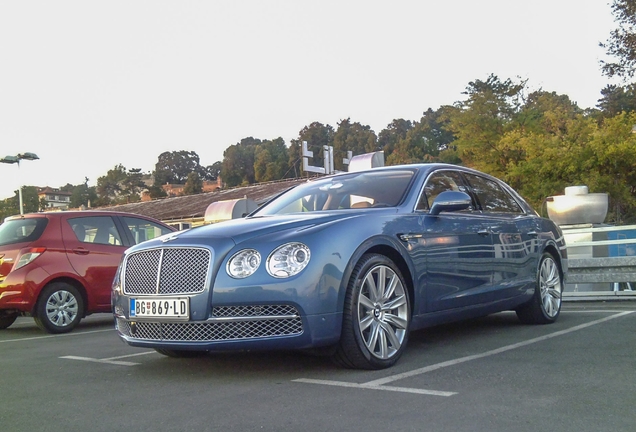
[0,0,619,199]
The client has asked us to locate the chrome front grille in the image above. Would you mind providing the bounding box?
[116,305,303,341]
[123,247,211,295]
[213,304,297,318]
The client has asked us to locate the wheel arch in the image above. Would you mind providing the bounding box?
[542,242,564,278]
[339,239,416,314]
[32,277,89,318]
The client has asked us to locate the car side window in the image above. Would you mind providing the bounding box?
[417,171,470,211]
[463,173,523,214]
[68,216,123,246]
[123,216,173,244]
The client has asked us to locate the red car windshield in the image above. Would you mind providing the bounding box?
[0,218,49,246]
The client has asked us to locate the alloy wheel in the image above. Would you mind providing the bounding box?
[356,264,409,360]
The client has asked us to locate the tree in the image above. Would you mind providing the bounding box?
[287,140,302,178]
[378,119,413,159]
[146,185,168,199]
[183,172,203,195]
[444,74,527,177]
[332,118,378,171]
[153,151,205,186]
[96,164,127,203]
[202,161,222,181]
[597,84,636,116]
[291,122,335,175]
[221,138,260,187]
[601,0,636,79]
[17,186,40,214]
[0,198,18,221]
[70,177,99,208]
[122,168,145,198]
[96,165,145,205]
[386,108,456,165]
[254,138,289,182]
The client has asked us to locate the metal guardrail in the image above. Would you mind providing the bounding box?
[562,224,636,300]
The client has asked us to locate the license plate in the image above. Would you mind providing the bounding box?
[129,297,189,319]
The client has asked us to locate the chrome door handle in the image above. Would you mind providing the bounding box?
[399,233,423,242]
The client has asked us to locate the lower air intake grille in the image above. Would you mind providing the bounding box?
[116,305,303,341]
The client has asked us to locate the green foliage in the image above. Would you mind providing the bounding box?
[0,186,41,215]
[287,140,302,178]
[96,164,127,203]
[597,84,636,116]
[183,172,203,195]
[147,185,168,199]
[153,151,205,186]
[203,161,222,181]
[378,119,414,159]
[96,165,147,205]
[254,138,289,183]
[291,122,335,174]
[70,184,98,208]
[444,74,526,178]
[386,109,454,165]
[221,138,260,187]
[601,0,636,78]
[332,119,377,171]
[0,198,18,222]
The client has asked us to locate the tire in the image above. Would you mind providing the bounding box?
[0,312,18,330]
[516,252,563,324]
[333,253,411,369]
[34,282,84,334]
[155,348,207,358]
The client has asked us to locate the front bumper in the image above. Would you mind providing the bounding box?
[113,307,341,351]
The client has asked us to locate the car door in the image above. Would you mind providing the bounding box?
[61,215,129,309]
[409,170,496,313]
[462,172,538,301]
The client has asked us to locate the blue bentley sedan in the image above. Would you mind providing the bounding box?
[112,164,567,369]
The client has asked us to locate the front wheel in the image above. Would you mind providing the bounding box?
[516,252,563,324]
[34,282,84,334]
[333,254,411,369]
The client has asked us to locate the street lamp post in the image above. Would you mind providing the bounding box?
[0,152,40,215]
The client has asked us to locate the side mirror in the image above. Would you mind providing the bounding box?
[429,191,472,216]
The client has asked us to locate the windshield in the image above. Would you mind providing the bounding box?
[254,169,416,216]
[0,217,48,246]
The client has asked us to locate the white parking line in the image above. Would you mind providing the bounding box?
[293,379,457,396]
[295,310,635,396]
[60,355,141,367]
[60,350,157,366]
[0,328,112,343]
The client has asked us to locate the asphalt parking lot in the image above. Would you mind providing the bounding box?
[1,301,635,432]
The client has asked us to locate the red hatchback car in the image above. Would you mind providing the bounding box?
[0,211,176,333]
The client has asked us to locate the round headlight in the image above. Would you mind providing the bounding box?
[267,242,311,278]
[227,249,261,278]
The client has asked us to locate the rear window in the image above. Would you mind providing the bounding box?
[0,218,49,246]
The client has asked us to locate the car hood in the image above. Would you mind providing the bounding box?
[131,211,377,253]
[185,212,364,243]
